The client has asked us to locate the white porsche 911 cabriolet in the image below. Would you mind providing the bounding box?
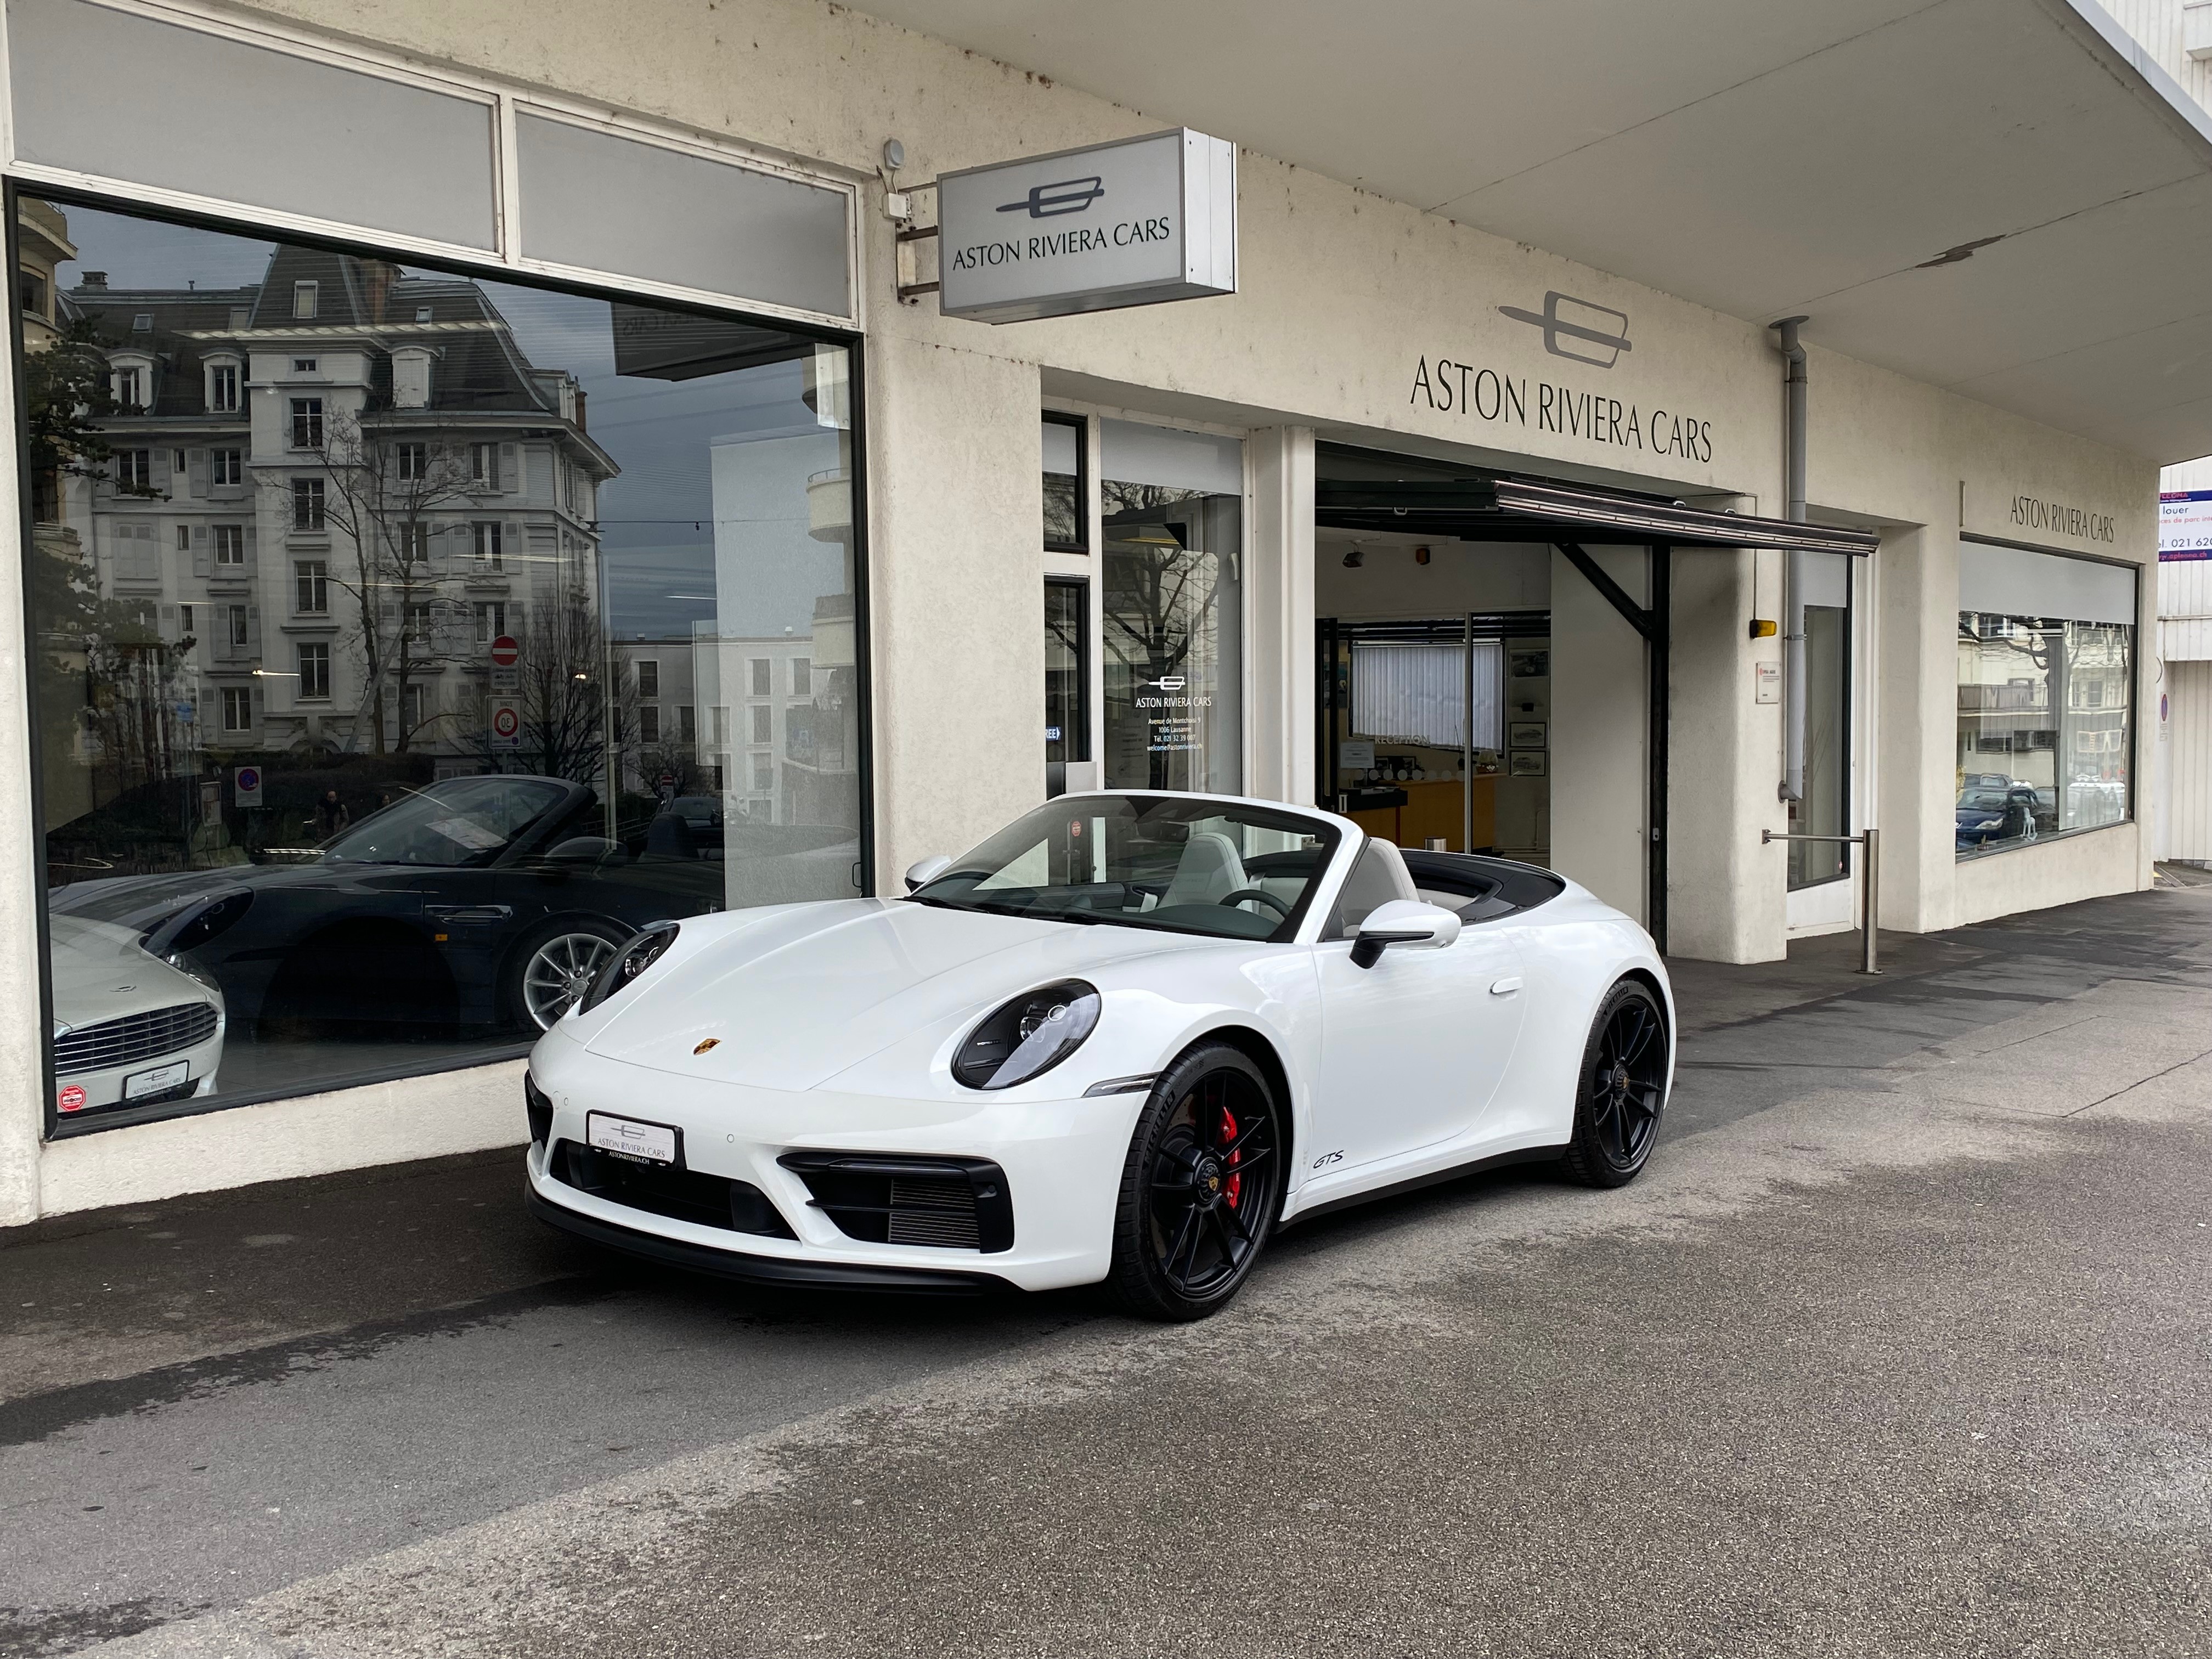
[524,791,1672,1320]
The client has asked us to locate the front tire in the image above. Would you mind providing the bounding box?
[1561,979,1669,1188]
[1105,1042,1284,1322]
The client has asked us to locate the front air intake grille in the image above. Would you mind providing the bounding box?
[887,1177,981,1249]
[778,1153,1013,1254]
[54,1002,219,1075]
[549,1141,795,1238]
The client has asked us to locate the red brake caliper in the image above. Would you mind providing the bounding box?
[1220,1106,1242,1207]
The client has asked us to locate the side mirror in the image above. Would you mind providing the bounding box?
[1351,899,1463,969]
[904,854,953,893]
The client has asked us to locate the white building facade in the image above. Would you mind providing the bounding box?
[2,0,2201,1224]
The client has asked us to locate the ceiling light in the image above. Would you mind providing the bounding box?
[1916,235,2004,269]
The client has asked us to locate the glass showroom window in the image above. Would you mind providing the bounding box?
[1099,420,1244,794]
[1954,545,2135,859]
[19,192,866,1127]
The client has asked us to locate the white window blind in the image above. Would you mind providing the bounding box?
[1959,540,2136,626]
[1351,641,1504,751]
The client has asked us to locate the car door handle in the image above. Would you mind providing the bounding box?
[1489,977,1522,996]
[425,904,514,923]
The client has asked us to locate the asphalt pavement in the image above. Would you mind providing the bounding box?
[3,887,2209,1658]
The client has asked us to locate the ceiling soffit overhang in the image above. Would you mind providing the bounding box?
[852,0,2212,463]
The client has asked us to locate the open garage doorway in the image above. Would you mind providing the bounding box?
[1312,443,1875,953]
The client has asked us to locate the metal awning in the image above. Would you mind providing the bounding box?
[1314,478,1880,554]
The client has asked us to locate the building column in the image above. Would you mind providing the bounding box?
[1666,545,1786,963]
[0,336,41,1225]
[862,336,1045,890]
[1875,525,1950,934]
[1245,426,1314,806]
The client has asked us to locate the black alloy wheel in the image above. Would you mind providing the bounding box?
[1106,1042,1283,1321]
[1561,979,1669,1188]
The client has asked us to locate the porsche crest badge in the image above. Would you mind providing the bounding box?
[692,1037,721,1055]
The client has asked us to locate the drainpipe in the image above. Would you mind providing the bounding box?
[1771,317,1810,803]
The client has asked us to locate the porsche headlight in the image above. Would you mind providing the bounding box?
[953,980,1101,1091]
[580,921,679,1015]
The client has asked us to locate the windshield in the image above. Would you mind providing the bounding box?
[323,776,574,868]
[913,795,1339,942]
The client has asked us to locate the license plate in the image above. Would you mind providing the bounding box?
[586,1111,679,1166]
[123,1061,190,1100]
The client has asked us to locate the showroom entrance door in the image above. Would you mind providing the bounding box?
[1784,551,1867,935]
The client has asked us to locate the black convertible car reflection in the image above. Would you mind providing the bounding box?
[49,777,853,1038]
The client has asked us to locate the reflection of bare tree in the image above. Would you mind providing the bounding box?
[467,587,635,786]
[1101,483,1220,682]
[1102,482,1223,788]
[273,409,480,754]
[27,315,185,830]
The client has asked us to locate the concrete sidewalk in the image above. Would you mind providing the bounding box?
[3,885,2209,1657]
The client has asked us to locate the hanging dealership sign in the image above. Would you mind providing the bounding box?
[936,128,1237,324]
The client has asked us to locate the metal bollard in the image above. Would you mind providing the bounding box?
[1860,826,1880,975]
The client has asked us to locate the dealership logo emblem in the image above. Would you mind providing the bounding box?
[1153,676,1187,691]
[1498,290,1633,369]
[999,176,1107,218]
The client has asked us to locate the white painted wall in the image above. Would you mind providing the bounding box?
[2162,661,2212,861]
[1246,427,1315,805]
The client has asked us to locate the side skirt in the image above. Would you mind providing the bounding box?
[1278,1144,1566,1228]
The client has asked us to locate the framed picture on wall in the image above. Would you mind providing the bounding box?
[1509,751,1547,777]
[1508,721,1547,750]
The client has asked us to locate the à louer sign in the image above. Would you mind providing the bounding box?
[938,129,1238,324]
[2160,489,2212,561]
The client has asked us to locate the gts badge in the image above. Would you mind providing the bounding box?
[1311,1150,1344,1170]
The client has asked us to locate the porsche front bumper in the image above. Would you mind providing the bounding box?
[522,1036,1141,1294]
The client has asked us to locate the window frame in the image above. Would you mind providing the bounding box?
[1042,410,1088,555]
[296,640,331,699]
[294,558,328,615]
[9,177,876,1138]
[1045,573,1092,770]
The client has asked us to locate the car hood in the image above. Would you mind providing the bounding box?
[47,860,387,924]
[48,913,219,1031]
[580,898,1218,1090]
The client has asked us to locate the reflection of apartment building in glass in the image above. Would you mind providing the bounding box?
[49,234,616,777]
